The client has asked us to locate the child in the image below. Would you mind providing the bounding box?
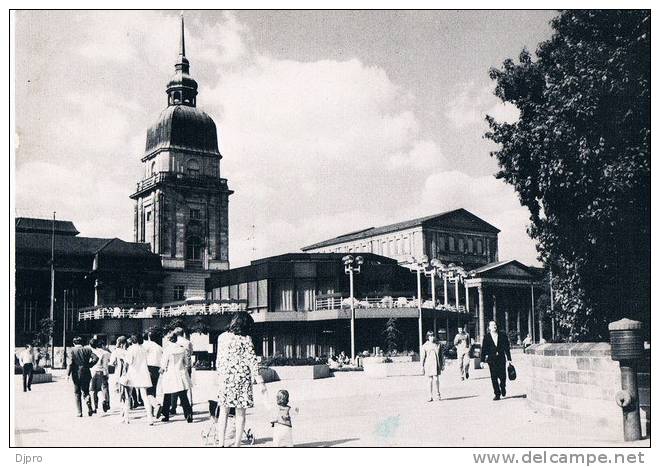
[270,389,298,447]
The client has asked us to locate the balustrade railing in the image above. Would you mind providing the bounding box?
[313,296,469,312]
[78,300,246,321]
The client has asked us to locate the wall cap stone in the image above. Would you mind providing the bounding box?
[526,342,611,357]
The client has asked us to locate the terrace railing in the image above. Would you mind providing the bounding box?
[313,296,469,312]
[78,300,247,321]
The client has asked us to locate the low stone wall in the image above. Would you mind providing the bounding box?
[259,364,330,382]
[363,361,423,378]
[14,373,53,385]
[522,343,650,441]
[361,355,416,365]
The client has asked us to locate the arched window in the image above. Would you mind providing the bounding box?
[150,161,156,176]
[186,236,202,260]
[187,159,200,176]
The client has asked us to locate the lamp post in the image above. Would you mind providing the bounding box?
[407,255,428,355]
[343,255,364,363]
[426,259,445,335]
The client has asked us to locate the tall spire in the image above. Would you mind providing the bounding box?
[179,13,186,59]
[167,12,197,107]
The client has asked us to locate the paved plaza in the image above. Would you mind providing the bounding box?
[13,361,648,447]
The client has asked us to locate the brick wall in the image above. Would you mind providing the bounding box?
[521,343,650,441]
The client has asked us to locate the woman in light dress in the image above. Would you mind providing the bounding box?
[215,312,266,447]
[124,334,154,425]
[159,332,193,423]
[421,331,444,402]
[110,336,131,424]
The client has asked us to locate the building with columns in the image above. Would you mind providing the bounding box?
[130,16,232,303]
[303,210,547,344]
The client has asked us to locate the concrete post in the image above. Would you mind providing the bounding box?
[609,318,645,442]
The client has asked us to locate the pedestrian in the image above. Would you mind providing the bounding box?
[89,337,111,413]
[453,327,471,381]
[124,334,154,425]
[159,332,193,423]
[18,344,35,392]
[421,331,443,402]
[67,336,99,417]
[522,333,533,350]
[142,330,163,418]
[169,327,193,415]
[481,320,513,401]
[215,311,267,447]
[110,336,131,424]
[270,389,298,447]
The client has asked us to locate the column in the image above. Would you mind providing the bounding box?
[516,310,521,345]
[478,285,485,342]
[530,283,536,342]
[465,283,470,314]
[443,276,448,306]
[455,279,460,308]
[492,293,497,322]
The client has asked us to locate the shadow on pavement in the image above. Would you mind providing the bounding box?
[440,395,479,402]
[504,394,527,400]
[295,438,360,447]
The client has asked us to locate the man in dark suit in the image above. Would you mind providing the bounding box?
[480,320,512,400]
[67,336,99,417]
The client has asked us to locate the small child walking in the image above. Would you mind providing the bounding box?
[270,389,298,447]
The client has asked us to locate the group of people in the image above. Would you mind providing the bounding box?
[62,312,295,447]
[66,327,194,424]
[421,320,514,402]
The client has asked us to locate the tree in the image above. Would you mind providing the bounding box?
[33,318,54,366]
[486,11,650,341]
[190,315,210,335]
[382,318,401,354]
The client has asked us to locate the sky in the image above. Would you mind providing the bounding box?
[13,10,557,267]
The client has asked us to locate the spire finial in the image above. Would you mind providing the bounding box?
[179,12,186,58]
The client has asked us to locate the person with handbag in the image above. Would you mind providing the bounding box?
[480,320,512,401]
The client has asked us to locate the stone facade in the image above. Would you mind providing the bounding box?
[521,343,650,441]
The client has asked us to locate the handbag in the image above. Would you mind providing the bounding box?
[507,362,517,381]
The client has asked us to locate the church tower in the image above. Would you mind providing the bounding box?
[130,15,232,301]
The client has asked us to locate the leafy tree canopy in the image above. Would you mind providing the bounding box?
[486,10,650,340]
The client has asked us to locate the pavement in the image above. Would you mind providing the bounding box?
[12,362,650,447]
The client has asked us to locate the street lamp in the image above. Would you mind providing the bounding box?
[343,254,364,362]
[426,259,446,335]
[407,255,429,355]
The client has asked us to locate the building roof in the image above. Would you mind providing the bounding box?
[15,232,158,259]
[144,105,220,158]
[250,252,398,266]
[301,208,500,251]
[15,217,79,236]
[468,259,540,280]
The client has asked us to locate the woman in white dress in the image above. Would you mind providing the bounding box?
[159,333,193,423]
[421,331,443,402]
[124,334,154,425]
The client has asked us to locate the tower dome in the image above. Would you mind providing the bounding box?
[143,14,221,158]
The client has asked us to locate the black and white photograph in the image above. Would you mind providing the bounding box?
[8,6,652,456]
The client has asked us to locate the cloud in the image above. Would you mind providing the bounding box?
[419,170,537,264]
[444,82,519,129]
[14,11,539,271]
